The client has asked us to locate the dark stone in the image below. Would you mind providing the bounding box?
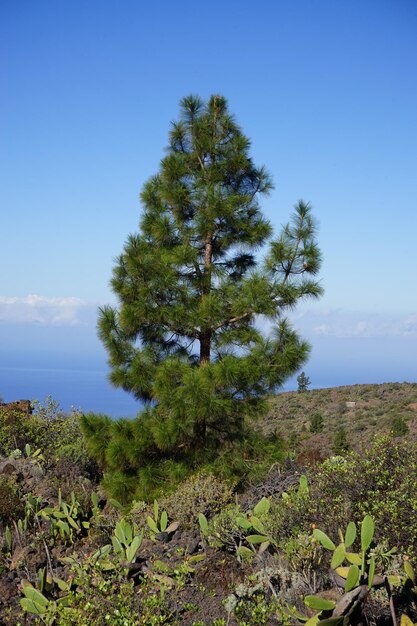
[0,460,18,475]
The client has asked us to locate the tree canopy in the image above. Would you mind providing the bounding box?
[81,95,322,501]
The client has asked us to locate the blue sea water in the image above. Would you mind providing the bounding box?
[0,366,142,418]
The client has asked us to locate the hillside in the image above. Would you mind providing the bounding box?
[263,382,417,460]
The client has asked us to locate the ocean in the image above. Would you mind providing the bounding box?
[0,366,142,418]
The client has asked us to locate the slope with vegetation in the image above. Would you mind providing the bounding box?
[1,386,417,625]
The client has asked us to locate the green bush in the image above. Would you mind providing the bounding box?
[309,436,417,553]
[391,416,408,437]
[332,427,350,454]
[0,407,45,456]
[155,472,233,528]
[53,563,140,626]
[309,412,324,433]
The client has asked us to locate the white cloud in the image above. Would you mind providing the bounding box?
[0,295,93,326]
[307,310,417,338]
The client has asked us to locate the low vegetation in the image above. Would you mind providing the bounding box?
[1,383,417,625]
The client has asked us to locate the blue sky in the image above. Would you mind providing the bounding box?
[1,0,416,411]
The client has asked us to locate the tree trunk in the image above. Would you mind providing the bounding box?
[200,233,213,364]
[195,233,213,446]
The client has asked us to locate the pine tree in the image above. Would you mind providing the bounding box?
[297,371,311,392]
[310,412,324,433]
[81,95,322,501]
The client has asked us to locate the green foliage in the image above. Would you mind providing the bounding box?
[52,561,141,625]
[155,472,233,528]
[332,427,350,454]
[0,397,95,478]
[36,489,86,544]
[391,416,408,437]
[20,579,71,625]
[299,516,402,626]
[112,518,144,562]
[83,94,322,503]
[310,412,324,433]
[308,436,417,553]
[312,517,377,589]
[297,371,311,392]
[204,496,280,562]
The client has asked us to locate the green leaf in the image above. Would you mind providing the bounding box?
[236,516,252,530]
[246,534,269,544]
[153,500,159,522]
[147,516,159,534]
[345,564,360,591]
[20,598,44,615]
[331,543,346,569]
[160,510,168,532]
[345,552,362,566]
[114,521,127,544]
[253,496,270,516]
[109,498,123,510]
[405,560,415,584]
[126,534,142,562]
[258,540,271,555]
[305,615,320,626]
[313,529,336,550]
[57,520,70,535]
[361,515,374,552]
[5,526,12,550]
[67,516,80,531]
[299,475,309,494]
[38,567,47,592]
[188,554,206,563]
[250,516,266,534]
[92,544,112,561]
[368,555,376,588]
[112,536,123,554]
[22,586,49,609]
[198,513,209,536]
[344,522,356,548]
[123,519,133,544]
[304,595,336,611]
[54,577,70,592]
[237,546,254,560]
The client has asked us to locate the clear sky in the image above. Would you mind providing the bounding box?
[1,0,416,411]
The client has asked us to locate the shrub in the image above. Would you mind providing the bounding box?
[309,412,324,433]
[53,562,140,626]
[155,472,234,528]
[0,407,45,456]
[309,436,417,553]
[0,475,22,523]
[332,427,350,454]
[391,416,408,437]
